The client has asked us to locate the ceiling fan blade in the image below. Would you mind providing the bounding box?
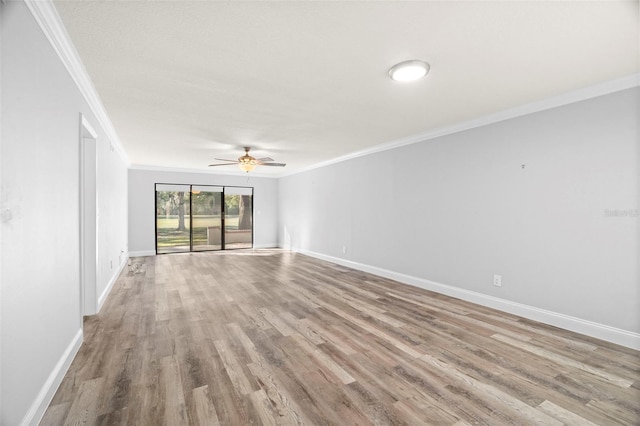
[209,150,283,168]
[259,162,286,167]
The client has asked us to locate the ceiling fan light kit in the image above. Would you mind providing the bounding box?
[238,157,257,172]
[389,60,430,82]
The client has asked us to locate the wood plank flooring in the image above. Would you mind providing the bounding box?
[42,250,640,425]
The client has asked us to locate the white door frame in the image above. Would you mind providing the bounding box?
[79,114,98,319]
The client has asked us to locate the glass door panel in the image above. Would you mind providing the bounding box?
[156,184,191,254]
[155,184,254,253]
[224,187,253,250]
[191,186,223,251]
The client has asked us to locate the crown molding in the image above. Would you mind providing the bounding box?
[24,0,130,166]
[281,72,640,178]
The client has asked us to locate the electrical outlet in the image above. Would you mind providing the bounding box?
[342,246,347,254]
[493,274,502,287]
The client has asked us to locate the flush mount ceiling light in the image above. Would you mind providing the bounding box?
[388,60,430,82]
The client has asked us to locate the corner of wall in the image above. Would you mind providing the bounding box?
[97,256,129,312]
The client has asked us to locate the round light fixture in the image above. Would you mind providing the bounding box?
[238,158,256,172]
[389,60,430,82]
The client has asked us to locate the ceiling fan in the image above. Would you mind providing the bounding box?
[208,147,286,172]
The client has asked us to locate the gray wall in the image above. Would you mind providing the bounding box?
[128,169,278,255]
[278,88,639,340]
[1,2,129,424]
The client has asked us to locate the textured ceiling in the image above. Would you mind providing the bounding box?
[53,1,639,176]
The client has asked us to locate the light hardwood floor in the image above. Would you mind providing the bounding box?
[43,250,639,425]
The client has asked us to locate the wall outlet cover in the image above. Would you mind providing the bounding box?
[493,274,502,287]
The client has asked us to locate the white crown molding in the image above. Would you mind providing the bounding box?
[129,163,279,179]
[291,247,640,350]
[281,72,640,178]
[24,0,130,166]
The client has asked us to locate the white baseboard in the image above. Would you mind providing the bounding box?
[21,329,83,426]
[129,250,156,257]
[97,257,129,312]
[253,243,280,249]
[296,248,640,351]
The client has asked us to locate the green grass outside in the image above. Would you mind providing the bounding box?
[156,215,242,248]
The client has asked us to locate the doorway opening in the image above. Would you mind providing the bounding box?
[155,184,253,254]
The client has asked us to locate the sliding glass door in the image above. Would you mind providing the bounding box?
[155,184,191,254]
[192,186,223,251]
[224,187,253,250]
[155,184,253,254]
